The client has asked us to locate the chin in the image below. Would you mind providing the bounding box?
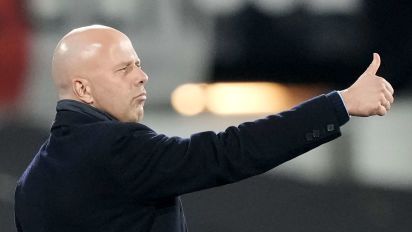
[136,112,144,123]
[133,109,144,123]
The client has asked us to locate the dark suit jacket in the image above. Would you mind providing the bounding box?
[15,91,349,232]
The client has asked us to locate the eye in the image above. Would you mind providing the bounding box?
[117,66,128,72]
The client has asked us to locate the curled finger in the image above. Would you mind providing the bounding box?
[383,88,394,104]
[377,76,395,95]
[377,105,387,116]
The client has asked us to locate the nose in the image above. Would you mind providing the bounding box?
[134,68,149,86]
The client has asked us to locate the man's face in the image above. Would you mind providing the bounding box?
[89,36,148,123]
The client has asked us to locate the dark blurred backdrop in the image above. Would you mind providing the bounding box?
[1,0,411,231]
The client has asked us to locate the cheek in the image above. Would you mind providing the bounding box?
[95,84,114,101]
[92,81,119,109]
[92,77,133,109]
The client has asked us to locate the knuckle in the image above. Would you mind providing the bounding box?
[380,83,387,91]
[381,106,387,114]
[375,105,381,112]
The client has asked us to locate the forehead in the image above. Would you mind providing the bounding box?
[109,37,138,61]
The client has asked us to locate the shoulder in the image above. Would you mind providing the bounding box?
[71,121,156,137]
[67,122,158,153]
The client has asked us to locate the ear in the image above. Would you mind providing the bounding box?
[72,78,94,104]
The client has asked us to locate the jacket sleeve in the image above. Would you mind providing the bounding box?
[104,91,349,201]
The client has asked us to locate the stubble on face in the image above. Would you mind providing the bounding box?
[52,25,148,123]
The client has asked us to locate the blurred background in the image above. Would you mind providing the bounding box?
[1,0,412,231]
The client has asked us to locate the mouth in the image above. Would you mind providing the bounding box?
[135,92,147,102]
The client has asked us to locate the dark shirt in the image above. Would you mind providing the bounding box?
[15,91,349,232]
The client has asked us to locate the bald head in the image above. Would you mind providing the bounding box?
[51,25,148,123]
[52,25,130,100]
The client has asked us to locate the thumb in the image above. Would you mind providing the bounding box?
[365,53,381,75]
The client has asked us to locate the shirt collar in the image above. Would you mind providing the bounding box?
[56,99,117,122]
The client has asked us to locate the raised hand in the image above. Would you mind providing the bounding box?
[340,53,394,117]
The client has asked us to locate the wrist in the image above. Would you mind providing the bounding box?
[326,91,350,125]
[339,89,353,115]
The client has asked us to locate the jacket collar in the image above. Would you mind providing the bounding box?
[51,100,117,130]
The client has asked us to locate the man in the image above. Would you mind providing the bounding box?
[15,25,394,232]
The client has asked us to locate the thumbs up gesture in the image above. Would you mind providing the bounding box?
[340,53,394,117]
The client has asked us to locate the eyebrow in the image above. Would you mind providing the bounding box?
[114,60,141,70]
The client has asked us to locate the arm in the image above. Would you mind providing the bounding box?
[106,53,394,202]
[106,92,348,201]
